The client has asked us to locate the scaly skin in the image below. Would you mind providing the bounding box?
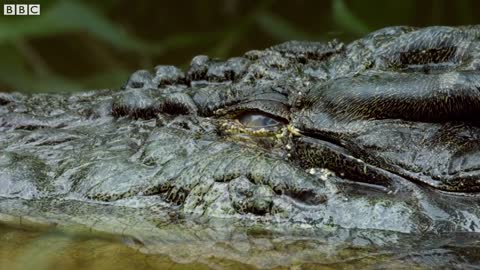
[1,26,480,267]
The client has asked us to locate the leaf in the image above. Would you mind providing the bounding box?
[0,1,226,56]
[80,68,131,90]
[0,1,153,52]
[255,11,312,41]
[0,43,81,92]
[209,0,276,58]
[332,0,370,35]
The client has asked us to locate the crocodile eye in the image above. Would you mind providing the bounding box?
[238,113,282,129]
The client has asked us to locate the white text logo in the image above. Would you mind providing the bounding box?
[4,4,40,15]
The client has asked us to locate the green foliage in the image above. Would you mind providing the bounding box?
[255,11,312,41]
[332,0,370,35]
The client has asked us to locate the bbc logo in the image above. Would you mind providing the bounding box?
[4,4,40,15]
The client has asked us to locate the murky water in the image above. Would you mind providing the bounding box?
[0,196,479,269]
[3,222,480,270]
[0,225,214,270]
[0,225,398,270]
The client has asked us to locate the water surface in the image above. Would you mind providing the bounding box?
[2,222,478,270]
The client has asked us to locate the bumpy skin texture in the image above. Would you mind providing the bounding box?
[2,26,480,239]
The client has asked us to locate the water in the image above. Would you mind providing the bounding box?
[2,220,480,270]
[0,225,212,270]
[0,224,399,270]
[0,186,479,269]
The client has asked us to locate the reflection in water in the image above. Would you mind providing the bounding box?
[0,225,384,270]
[0,197,480,269]
[0,225,214,270]
[2,224,479,270]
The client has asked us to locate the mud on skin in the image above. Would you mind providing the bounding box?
[2,25,480,240]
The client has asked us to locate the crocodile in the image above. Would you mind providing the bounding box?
[2,25,480,267]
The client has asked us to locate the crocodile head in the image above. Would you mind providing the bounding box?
[1,26,480,236]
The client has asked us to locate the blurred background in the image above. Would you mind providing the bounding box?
[0,0,479,93]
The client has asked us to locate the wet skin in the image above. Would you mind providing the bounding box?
[1,26,480,239]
